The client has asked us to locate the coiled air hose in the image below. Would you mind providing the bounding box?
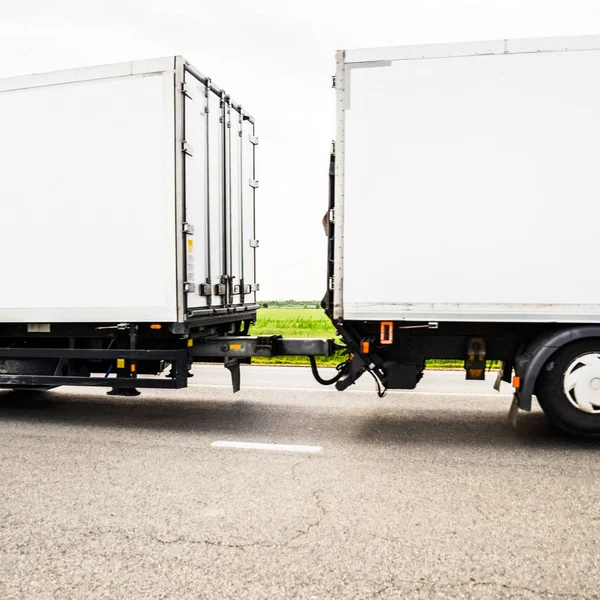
[309,355,349,386]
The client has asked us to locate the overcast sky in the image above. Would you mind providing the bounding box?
[1,0,599,300]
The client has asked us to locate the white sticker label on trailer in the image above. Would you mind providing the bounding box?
[187,239,195,286]
[27,324,51,333]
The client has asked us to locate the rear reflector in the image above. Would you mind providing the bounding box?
[380,322,393,345]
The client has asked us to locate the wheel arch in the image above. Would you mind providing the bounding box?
[515,326,600,410]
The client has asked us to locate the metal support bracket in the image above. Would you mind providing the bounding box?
[191,336,337,360]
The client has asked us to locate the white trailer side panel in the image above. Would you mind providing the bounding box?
[0,62,178,323]
[336,36,600,322]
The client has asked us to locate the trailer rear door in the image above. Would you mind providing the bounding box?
[182,65,258,316]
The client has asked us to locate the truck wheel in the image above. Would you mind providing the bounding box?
[536,340,600,436]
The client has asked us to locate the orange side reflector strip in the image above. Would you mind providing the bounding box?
[150,324,162,330]
[513,376,521,389]
[131,364,136,373]
[380,322,393,345]
[361,341,370,354]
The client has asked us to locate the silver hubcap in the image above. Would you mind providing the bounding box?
[563,353,600,414]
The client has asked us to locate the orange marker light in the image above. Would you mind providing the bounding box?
[513,376,521,389]
[150,324,162,330]
[380,322,394,345]
[131,364,136,373]
[361,340,370,354]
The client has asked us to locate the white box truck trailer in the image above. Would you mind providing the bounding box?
[0,57,334,396]
[0,57,258,325]
[322,34,600,435]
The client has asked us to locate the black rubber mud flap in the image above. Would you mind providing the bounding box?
[225,357,241,393]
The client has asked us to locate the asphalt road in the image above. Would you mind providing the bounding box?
[1,366,599,599]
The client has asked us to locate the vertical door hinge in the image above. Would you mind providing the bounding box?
[182,141,194,157]
[249,239,259,248]
[249,135,259,145]
[183,282,195,293]
[328,209,335,223]
[332,75,336,88]
[328,277,335,291]
[181,82,192,99]
[201,278,213,306]
[183,222,195,234]
[249,179,259,189]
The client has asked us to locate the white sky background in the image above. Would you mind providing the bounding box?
[1,0,599,300]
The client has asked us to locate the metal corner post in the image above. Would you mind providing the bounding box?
[174,56,186,323]
[333,50,346,320]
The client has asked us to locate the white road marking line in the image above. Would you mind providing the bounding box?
[189,383,511,398]
[210,441,323,454]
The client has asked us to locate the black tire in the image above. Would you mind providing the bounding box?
[536,339,600,436]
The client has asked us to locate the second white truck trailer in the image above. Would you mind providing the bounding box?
[323,34,600,435]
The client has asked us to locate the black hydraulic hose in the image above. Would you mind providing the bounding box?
[309,355,347,386]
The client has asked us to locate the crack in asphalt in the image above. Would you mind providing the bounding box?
[286,488,326,544]
[443,580,597,599]
[367,576,396,598]
[150,488,327,551]
[365,577,598,599]
[291,458,304,485]
[151,535,275,550]
[149,460,328,551]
